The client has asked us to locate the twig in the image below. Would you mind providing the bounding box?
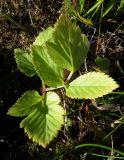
[61,89,69,140]
[27,0,34,25]
[84,58,88,72]
[66,72,74,83]
[45,86,63,92]
[90,26,96,43]
[116,60,124,75]
[108,136,114,160]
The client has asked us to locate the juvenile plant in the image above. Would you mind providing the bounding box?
[8,14,119,148]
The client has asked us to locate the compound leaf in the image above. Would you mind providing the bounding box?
[20,92,64,148]
[14,48,36,77]
[33,27,54,46]
[66,72,119,99]
[8,91,64,147]
[47,14,89,72]
[32,45,64,87]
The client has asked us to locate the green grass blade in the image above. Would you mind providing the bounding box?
[76,143,124,157]
[64,0,77,15]
[111,92,124,95]
[102,0,118,18]
[1,14,24,29]
[84,0,104,17]
[117,0,124,13]
[103,124,121,141]
[91,153,124,159]
[79,0,85,13]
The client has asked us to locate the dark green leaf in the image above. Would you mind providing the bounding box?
[95,56,110,73]
[7,90,41,117]
[32,45,64,87]
[46,14,90,72]
[14,48,36,77]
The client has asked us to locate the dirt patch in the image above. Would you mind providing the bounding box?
[0,1,63,159]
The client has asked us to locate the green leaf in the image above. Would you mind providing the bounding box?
[8,91,64,147]
[32,45,64,87]
[66,72,119,99]
[14,48,36,77]
[46,14,90,72]
[7,90,41,117]
[33,27,54,46]
[95,56,110,73]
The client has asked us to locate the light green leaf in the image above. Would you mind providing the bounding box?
[8,91,64,147]
[33,27,54,46]
[32,45,64,87]
[66,72,119,99]
[46,14,90,72]
[7,90,41,117]
[14,48,36,77]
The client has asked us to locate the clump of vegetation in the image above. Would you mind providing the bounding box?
[64,0,124,25]
[1,0,124,159]
[7,14,119,148]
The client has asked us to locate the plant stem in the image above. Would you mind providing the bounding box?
[42,81,46,107]
[45,86,63,92]
[42,81,46,93]
[66,72,74,83]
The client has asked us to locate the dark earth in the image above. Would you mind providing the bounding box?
[0,0,124,159]
[0,1,64,159]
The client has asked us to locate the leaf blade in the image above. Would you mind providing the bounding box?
[32,45,64,87]
[47,14,90,72]
[7,90,41,117]
[14,48,36,77]
[66,72,119,99]
[19,92,64,147]
[33,27,54,46]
